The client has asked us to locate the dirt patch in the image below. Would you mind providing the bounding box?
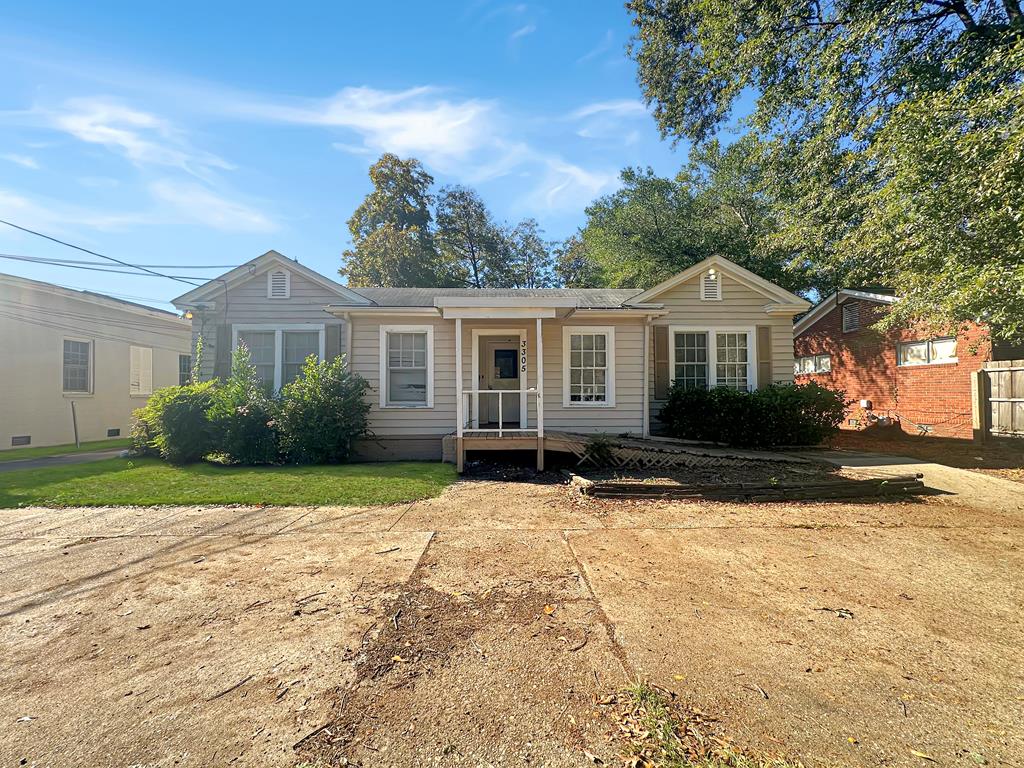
[296,533,629,767]
[578,460,835,487]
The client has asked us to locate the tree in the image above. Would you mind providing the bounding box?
[435,185,504,287]
[554,234,602,288]
[629,0,1024,338]
[494,219,557,288]
[341,153,453,287]
[573,140,811,293]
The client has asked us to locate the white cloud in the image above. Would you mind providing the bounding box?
[2,153,39,169]
[0,188,150,233]
[149,179,277,233]
[569,99,647,120]
[235,86,496,173]
[509,24,536,41]
[50,98,232,177]
[524,157,617,212]
[576,30,614,65]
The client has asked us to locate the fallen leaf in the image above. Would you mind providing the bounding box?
[673,675,686,681]
[910,750,937,762]
[544,604,556,615]
[391,655,405,662]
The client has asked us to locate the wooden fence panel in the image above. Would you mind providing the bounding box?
[985,360,1024,438]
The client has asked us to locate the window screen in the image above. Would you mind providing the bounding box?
[63,340,91,393]
[238,331,276,387]
[715,332,749,390]
[282,331,319,386]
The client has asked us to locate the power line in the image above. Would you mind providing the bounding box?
[0,253,212,280]
[0,253,239,269]
[0,218,202,287]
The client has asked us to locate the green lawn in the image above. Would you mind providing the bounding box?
[0,438,131,463]
[0,458,457,508]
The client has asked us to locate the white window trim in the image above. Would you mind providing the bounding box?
[61,336,94,396]
[897,338,959,367]
[667,326,758,390]
[267,269,291,299]
[795,354,832,374]
[380,324,435,409]
[562,326,616,408]
[232,323,325,392]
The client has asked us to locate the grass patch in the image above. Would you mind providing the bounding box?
[0,438,131,463]
[609,682,802,768]
[0,458,457,508]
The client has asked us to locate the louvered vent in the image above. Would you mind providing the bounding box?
[700,270,722,301]
[268,269,290,299]
[842,302,860,332]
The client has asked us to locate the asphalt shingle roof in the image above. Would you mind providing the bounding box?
[351,287,643,308]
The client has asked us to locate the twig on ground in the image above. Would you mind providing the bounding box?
[375,546,401,555]
[206,674,254,701]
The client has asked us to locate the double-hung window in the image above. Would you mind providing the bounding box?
[62,339,91,393]
[795,354,831,374]
[669,328,755,391]
[178,354,192,386]
[380,326,433,408]
[563,327,615,406]
[234,325,325,391]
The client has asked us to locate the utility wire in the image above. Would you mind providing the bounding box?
[0,218,202,287]
[0,254,212,280]
[0,253,239,269]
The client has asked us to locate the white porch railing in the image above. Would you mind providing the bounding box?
[459,388,542,438]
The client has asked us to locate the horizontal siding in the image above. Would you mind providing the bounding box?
[647,272,799,430]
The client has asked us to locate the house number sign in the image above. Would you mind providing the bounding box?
[520,339,528,372]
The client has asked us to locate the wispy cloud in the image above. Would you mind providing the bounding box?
[0,188,150,233]
[527,157,616,211]
[48,98,233,178]
[569,99,647,120]
[149,179,277,233]
[576,30,614,65]
[1,153,39,169]
[509,24,536,41]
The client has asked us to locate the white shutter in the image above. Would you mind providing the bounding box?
[130,346,153,395]
[700,271,722,301]
[267,269,290,299]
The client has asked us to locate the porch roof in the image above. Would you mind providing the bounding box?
[349,286,644,309]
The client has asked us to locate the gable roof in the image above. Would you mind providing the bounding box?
[794,288,899,337]
[629,254,810,308]
[0,271,189,325]
[171,250,370,308]
[351,287,643,308]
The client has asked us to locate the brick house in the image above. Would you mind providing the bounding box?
[793,289,1022,439]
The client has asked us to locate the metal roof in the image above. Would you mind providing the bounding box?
[351,287,644,308]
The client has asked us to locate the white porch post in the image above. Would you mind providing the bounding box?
[535,316,544,470]
[642,318,651,437]
[455,318,464,472]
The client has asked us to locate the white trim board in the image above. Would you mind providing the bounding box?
[631,254,809,307]
[561,325,617,408]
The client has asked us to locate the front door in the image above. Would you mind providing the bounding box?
[483,340,521,426]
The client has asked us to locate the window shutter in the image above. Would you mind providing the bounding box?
[130,346,141,394]
[756,326,772,389]
[842,302,860,332]
[131,346,154,395]
[214,324,232,379]
[700,271,722,301]
[654,325,670,399]
[267,269,290,299]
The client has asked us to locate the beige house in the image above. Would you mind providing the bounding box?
[173,251,809,468]
[0,273,192,451]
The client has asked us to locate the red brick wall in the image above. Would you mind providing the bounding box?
[794,299,991,439]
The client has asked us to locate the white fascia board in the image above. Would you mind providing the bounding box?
[327,306,440,317]
[569,308,669,319]
[433,296,579,308]
[764,301,812,316]
[440,307,558,319]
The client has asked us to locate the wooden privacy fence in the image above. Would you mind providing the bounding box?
[982,360,1024,439]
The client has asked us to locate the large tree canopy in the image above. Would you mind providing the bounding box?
[569,136,814,294]
[629,0,1024,338]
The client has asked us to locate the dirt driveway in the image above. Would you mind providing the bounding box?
[2,480,1022,767]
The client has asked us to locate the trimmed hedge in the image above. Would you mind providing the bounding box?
[659,382,847,448]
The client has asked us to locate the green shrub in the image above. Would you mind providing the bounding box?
[131,380,218,464]
[207,345,279,464]
[277,355,371,464]
[659,382,847,448]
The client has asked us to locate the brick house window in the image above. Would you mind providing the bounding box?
[898,337,957,366]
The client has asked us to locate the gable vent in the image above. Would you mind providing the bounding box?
[842,302,860,332]
[267,269,291,299]
[700,270,722,301]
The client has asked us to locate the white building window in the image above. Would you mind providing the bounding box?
[842,302,860,332]
[129,345,153,396]
[178,354,192,386]
[898,337,957,366]
[234,324,325,391]
[62,339,91,393]
[670,328,756,391]
[267,269,290,299]
[380,325,434,408]
[562,327,616,406]
[795,355,831,374]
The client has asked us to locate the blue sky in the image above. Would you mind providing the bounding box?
[0,1,687,309]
